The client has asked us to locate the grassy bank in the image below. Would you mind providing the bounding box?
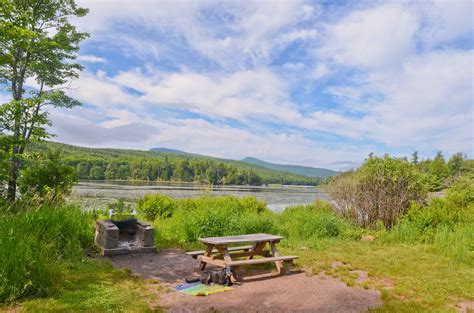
[2,178,472,312]
[0,205,160,312]
[139,178,473,312]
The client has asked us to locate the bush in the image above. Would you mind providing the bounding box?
[106,198,135,221]
[277,201,361,242]
[18,151,77,202]
[150,195,360,248]
[329,156,428,228]
[384,177,474,264]
[151,196,274,246]
[136,194,176,220]
[0,205,94,302]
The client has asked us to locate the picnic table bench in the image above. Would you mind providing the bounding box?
[186,233,297,275]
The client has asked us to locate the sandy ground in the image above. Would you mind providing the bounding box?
[109,249,382,312]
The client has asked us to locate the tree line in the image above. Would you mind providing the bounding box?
[70,157,265,185]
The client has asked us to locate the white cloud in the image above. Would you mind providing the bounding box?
[311,63,330,80]
[112,68,301,123]
[318,4,418,69]
[52,0,473,166]
[67,71,139,110]
[77,54,106,63]
[419,0,474,48]
[307,49,474,154]
[76,0,320,68]
[282,62,305,71]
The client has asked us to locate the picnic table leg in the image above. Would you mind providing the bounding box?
[247,241,266,260]
[199,244,214,270]
[216,245,239,283]
[269,241,285,275]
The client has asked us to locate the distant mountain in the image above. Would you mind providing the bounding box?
[149,147,193,155]
[242,157,337,178]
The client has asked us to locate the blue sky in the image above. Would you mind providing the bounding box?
[21,1,474,169]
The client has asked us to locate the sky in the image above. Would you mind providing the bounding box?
[27,1,474,169]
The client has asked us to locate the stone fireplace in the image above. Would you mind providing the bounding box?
[94,219,155,256]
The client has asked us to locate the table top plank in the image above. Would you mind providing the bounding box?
[198,233,284,245]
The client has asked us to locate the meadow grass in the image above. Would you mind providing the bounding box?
[1,259,161,312]
[280,240,473,312]
[0,205,93,302]
[2,178,471,311]
[145,184,472,312]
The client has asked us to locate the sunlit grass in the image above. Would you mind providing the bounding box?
[282,240,473,312]
[2,259,162,313]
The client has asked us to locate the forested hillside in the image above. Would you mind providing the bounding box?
[27,141,323,186]
[242,157,337,178]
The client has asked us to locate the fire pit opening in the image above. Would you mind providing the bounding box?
[94,219,155,256]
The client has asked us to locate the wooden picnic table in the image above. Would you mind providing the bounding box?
[186,233,297,276]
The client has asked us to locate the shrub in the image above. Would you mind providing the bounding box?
[106,198,134,221]
[136,194,176,220]
[329,156,428,228]
[0,205,94,302]
[152,196,273,246]
[18,151,77,202]
[384,177,474,264]
[277,201,361,242]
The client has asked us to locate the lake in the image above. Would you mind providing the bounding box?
[72,180,329,212]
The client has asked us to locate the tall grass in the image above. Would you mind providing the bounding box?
[144,195,359,248]
[0,205,94,302]
[381,177,474,265]
[150,195,276,247]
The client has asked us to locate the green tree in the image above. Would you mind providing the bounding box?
[329,156,428,228]
[448,152,465,176]
[105,162,118,180]
[116,164,130,180]
[89,165,104,180]
[412,151,419,165]
[75,161,90,179]
[18,150,77,201]
[0,0,88,201]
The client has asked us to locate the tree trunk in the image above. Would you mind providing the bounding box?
[7,156,19,201]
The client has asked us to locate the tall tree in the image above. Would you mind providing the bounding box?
[0,0,88,200]
[411,151,419,165]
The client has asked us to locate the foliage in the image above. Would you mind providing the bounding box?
[277,201,361,243]
[152,196,277,246]
[106,198,135,221]
[26,140,323,186]
[18,150,77,202]
[383,176,474,264]
[136,194,176,220]
[0,0,88,200]
[329,155,428,228]
[0,204,94,302]
[415,151,472,191]
[151,195,358,248]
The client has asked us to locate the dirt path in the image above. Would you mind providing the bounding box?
[110,250,382,312]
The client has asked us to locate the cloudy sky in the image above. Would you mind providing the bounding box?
[45,1,473,169]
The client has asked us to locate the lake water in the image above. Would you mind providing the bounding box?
[72,181,329,212]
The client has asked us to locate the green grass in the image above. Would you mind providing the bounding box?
[1,259,161,312]
[2,177,472,311]
[0,205,94,302]
[280,240,472,312]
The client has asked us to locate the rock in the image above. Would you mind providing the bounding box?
[361,235,375,242]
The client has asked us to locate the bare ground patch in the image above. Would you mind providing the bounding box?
[109,249,382,312]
